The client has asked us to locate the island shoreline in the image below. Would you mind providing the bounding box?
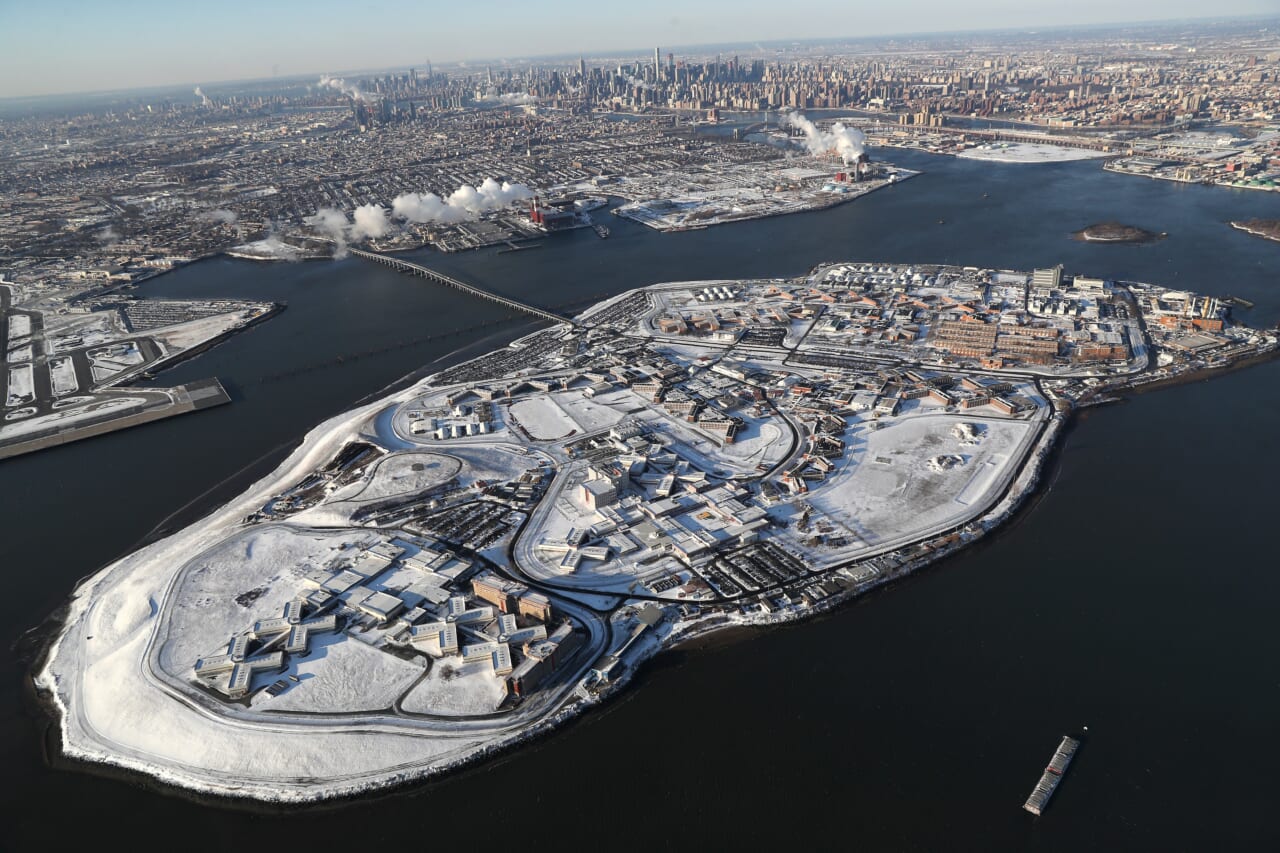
[27,262,1278,807]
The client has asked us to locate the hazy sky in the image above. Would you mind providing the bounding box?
[0,0,1275,99]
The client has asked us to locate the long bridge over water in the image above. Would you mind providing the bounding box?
[349,248,576,326]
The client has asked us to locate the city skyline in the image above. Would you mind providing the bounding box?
[0,0,1277,99]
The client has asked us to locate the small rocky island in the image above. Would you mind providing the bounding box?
[1230,219,1280,243]
[1073,222,1164,243]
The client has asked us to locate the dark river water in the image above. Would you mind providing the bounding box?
[4,149,1280,850]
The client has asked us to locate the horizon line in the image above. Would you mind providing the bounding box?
[2,11,1277,104]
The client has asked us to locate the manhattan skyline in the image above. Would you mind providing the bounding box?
[0,0,1277,99]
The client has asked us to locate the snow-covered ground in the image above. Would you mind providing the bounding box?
[328,451,462,504]
[75,622,484,797]
[956,142,1111,163]
[227,236,305,261]
[5,363,34,406]
[253,633,427,714]
[7,343,33,362]
[148,311,257,352]
[552,389,630,433]
[38,377,605,802]
[156,525,381,673]
[49,356,78,396]
[446,444,546,486]
[399,658,507,716]
[509,395,578,440]
[7,314,31,339]
[791,413,1040,567]
[46,314,127,354]
[42,309,124,340]
[0,395,164,441]
[87,342,144,382]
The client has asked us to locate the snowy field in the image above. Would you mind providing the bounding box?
[148,311,257,352]
[329,451,462,504]
[957,143,1111,163]
[797,413,1040,563]
[399,658,507,716]
[447,444,545,486]
[5,363,34,406]
[552,389,631,433]
[7,343,33,362]
[253,632,427,715]
[157,525,383,675]
[76,625,484,797]
[7,314,31,339]
[49,356,78,396]
[508,395,578,440]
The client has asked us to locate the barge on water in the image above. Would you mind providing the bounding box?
[1023,735,1081,816]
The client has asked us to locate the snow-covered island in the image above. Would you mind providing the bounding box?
[35,259,1277,802]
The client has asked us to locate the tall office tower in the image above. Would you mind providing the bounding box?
[654,46,661,81]
[579,56,586,79]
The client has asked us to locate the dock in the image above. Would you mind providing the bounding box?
[1023,735,1081,816]
[497,241,542,254]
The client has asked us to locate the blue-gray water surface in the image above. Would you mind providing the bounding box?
[4,148,1280,850]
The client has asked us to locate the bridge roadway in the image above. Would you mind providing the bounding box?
[349,248,576,326]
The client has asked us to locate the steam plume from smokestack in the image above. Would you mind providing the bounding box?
[350,204,390,239]
[304,204,391,256]
[319,74,372,101]
[391,178,534,224]
[478,92,539,106]
[305,208,353,257]
[783,112,867,164]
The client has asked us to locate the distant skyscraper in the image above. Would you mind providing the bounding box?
[579,56,586,79]
[654,46,661,81]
